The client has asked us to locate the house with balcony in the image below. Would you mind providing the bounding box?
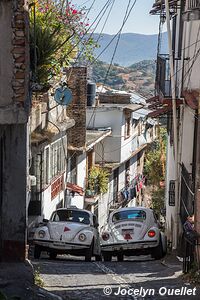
[28,85,75,229]
[150,0,200,262]
[86,90,158,228]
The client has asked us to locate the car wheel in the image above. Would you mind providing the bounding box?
[117,253,124,262]
[103,252,112,262]
[85,242,93,262]
[95,254,102,261]
[49,251,57,260]
[151,237,163,260]
[34,245,41,259]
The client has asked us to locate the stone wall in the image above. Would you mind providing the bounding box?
[66,67,87,149]
[0,0,29,123]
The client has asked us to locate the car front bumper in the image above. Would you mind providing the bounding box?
[101,240,158,252]
[34,239,91,250]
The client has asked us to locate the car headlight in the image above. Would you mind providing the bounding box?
[38,230,46,238]
[102,232,110,241]
[78,233,87,242]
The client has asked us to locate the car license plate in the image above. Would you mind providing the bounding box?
[122,229,134,234]
[54,242,65,247]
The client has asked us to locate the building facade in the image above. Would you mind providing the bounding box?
[150,0,200,259]
[0,0,30,261]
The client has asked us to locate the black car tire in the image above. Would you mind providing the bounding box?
[34,245,41,259]
[49,251,57,260]
[151,236,163,260]
[103,252,112,262]
[117,253,124,262]
[85,242,93,262]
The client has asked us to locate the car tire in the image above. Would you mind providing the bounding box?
[151,236,163,260]
[85,242,93,262]
[34,245,41,259]
[117,253,124,262]
[49,251,57,260]
[103,252,112,262]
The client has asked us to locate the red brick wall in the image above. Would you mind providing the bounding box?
[66,67,87,149]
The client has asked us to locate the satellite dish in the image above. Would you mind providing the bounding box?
[54,85,72,106]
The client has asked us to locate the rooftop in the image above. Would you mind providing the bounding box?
[86,128,112,150]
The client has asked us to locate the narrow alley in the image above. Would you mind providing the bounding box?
[32,254,199,300]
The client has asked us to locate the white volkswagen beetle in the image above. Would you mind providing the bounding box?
[100,207,166,261]
[33,208,101,261]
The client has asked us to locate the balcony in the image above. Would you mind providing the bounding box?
[183,0,200,21]
[155,54,180,101]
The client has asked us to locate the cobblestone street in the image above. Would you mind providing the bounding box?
[32,254,200,300]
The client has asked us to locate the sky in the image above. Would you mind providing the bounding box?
[73,0,160,35]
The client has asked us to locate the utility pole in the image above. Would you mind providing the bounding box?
[164,0,179,249]
[195,96,200,265]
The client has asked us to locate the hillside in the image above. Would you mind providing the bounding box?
[93,32,168,66]
[92,59,156,97]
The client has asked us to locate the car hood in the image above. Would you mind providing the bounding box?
[47,222,90,242]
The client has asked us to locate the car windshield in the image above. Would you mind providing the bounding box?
[51,210,91,225]
[112,210,146,223]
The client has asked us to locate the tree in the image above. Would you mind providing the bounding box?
[29,0,98,86]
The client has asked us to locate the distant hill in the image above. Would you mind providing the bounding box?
[93,32,168,67]
[92,59,156,97]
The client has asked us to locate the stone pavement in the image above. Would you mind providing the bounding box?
[0,260,62,300]
[32,253,200,300]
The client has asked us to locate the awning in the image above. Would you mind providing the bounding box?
[66,182,84,196]
[148,106,172,118]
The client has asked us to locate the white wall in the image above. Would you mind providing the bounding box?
[165,136,176,244]
[87,108,123,163]
[42,185,66,220]
[70,152,86,209]
[183,20,200,90]
[180,106,195,172]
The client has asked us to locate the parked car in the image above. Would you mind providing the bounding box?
[33,208,101,261]
[100,206,167,261]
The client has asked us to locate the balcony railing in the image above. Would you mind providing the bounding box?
[155,54,179,98]
[186,0,200,10]
[184,0,200,20]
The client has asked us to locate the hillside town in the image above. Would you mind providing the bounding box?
[0,1,200,299]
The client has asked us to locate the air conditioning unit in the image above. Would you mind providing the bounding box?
[30,175,37,186]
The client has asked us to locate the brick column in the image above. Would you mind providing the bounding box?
[66,67,87,149]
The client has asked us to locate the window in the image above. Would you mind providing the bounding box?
[70,154,77,184]
[51,209,90,224]
[124,111,131,139]
[169,180,175,206]
[45,147,50,184]
[50,137,67,180]
[112,210,146,223]
[125,160,130,184]
[113,168,119,202]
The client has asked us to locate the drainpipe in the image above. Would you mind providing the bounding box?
[164,0,179,249]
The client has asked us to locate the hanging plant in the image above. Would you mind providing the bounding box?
[88,166,110,195]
